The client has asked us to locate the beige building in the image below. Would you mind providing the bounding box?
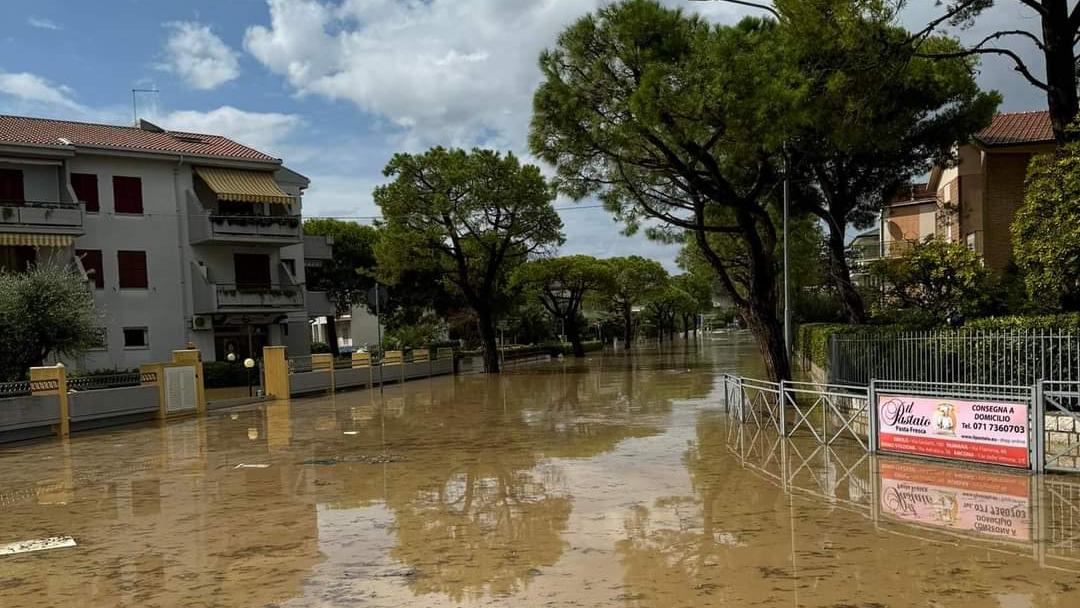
[882,110,1056,273]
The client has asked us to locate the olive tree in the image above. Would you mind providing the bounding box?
[0,261,101,381]
[374,147,564,373]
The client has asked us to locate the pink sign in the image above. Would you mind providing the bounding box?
[877,394,1029,468]
[879,460,1031,541]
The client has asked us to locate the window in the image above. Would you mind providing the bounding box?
[112,176,143,214]
[0,168,24,202]
[77,249,104,289]
[71,173,99,212]
[233,253,271,289]
[123,327,148,349]
[117,250,148,289]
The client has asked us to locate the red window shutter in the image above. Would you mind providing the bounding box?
[117,251,148,289]
[77,249,104,289]
[0,169,25,203]
[71,173,100,212]
[113,176,143,214]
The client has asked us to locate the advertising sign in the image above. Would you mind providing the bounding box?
[879,460,1031,542]
[876,394,1029,468]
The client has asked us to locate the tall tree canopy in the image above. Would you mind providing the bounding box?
[532,0,795,379]
[776,0,998,324]
[512,255,613,357]
[910,0,1078,144]
[374,147,564,373]
[598,256,669,349]
[302,218,379,312]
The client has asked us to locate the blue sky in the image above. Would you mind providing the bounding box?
[0,1,1048,269]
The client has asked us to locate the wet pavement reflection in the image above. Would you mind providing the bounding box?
[2,336,1080,606]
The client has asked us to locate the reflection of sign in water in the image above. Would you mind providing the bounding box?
[164,366,197,413]
[879,460,1031,542]
[877,394,1029,468]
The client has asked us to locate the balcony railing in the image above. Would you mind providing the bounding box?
[189,213,302,245]
[195,282,306,313]
[0,200,84,234]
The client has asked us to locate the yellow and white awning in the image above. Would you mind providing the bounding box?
[194,166,295,205]
[0,233,76,247]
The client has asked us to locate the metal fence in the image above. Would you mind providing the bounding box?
[68,372,143,391]
[830,329,1080,387]
[720,373,1080,475]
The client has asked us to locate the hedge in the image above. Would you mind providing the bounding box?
[203,361,250,388]
[795,314,1080,374]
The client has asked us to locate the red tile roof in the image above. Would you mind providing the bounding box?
[0,115,279,162]
[974,110,1054,147]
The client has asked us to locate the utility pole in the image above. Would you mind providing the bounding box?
[783,152,792,357]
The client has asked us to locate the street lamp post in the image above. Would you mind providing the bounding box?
[244,357,256,397]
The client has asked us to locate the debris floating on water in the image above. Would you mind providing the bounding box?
[301,454,408,466]
[0,536,77,557]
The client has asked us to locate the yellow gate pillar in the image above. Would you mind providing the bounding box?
[30,364,69,438]
[262,346,290,399]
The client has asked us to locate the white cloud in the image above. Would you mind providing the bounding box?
[27,17,62,30]
[244,0,745,151]
[0,71,84,111]
[149,106,303,156]
[162,21,241,90]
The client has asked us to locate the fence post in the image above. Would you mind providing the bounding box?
[779,379,787,436]
[263,346,291,399]
[30,364,69,438]
[352,351,373,387]
[1033,381,1045,473]
[867,379,878,454]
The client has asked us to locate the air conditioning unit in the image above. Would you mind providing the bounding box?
[191,315,213,331]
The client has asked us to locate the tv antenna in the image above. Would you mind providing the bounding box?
[131,88,160,125]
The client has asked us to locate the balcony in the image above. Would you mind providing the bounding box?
[0,200,84,236]
[189,213,302,246]
[193,280,306,314]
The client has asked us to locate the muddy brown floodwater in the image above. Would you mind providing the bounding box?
[3,336,1080,607]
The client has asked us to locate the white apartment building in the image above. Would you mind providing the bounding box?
[0,115,335,370]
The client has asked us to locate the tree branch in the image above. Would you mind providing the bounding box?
[698,0,780,20]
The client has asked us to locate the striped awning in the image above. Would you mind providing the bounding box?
[0,233,76,247]
[194,166,294,205]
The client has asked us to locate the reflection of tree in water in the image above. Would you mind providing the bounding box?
[615,412,786,606]
[371,364,710,602]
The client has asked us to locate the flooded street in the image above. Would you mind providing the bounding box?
[3,337,1080,607]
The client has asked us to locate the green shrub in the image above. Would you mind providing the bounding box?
[965,313,1080,331]
[203,361,249,388]
[310,341,332,354]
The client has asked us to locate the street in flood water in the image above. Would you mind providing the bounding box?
[4,336,1080,607]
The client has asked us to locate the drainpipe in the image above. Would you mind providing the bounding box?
[173,155,191,346]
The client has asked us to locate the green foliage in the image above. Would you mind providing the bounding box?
[794,323,847,370]
[964,313,1080,331]
[373,147,564,371]
[383,315,446,349]
[0,261,101,381]
[868,237,990,322]
[310,341,332,354]
[1014,138,1080,311]
[302,218,379,312]
[203,361,249,388]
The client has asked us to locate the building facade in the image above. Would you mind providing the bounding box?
[0,115,331,370]
[881,110,1057,273]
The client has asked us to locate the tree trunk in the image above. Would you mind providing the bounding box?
[824,219,867,324]
[566,315,585,357]
[622,304,633,349]
[326,315,340,358]
[682,313,691,340]
[476,307,500,373]
[1042,1,1079,144]
[744,298,792,382]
